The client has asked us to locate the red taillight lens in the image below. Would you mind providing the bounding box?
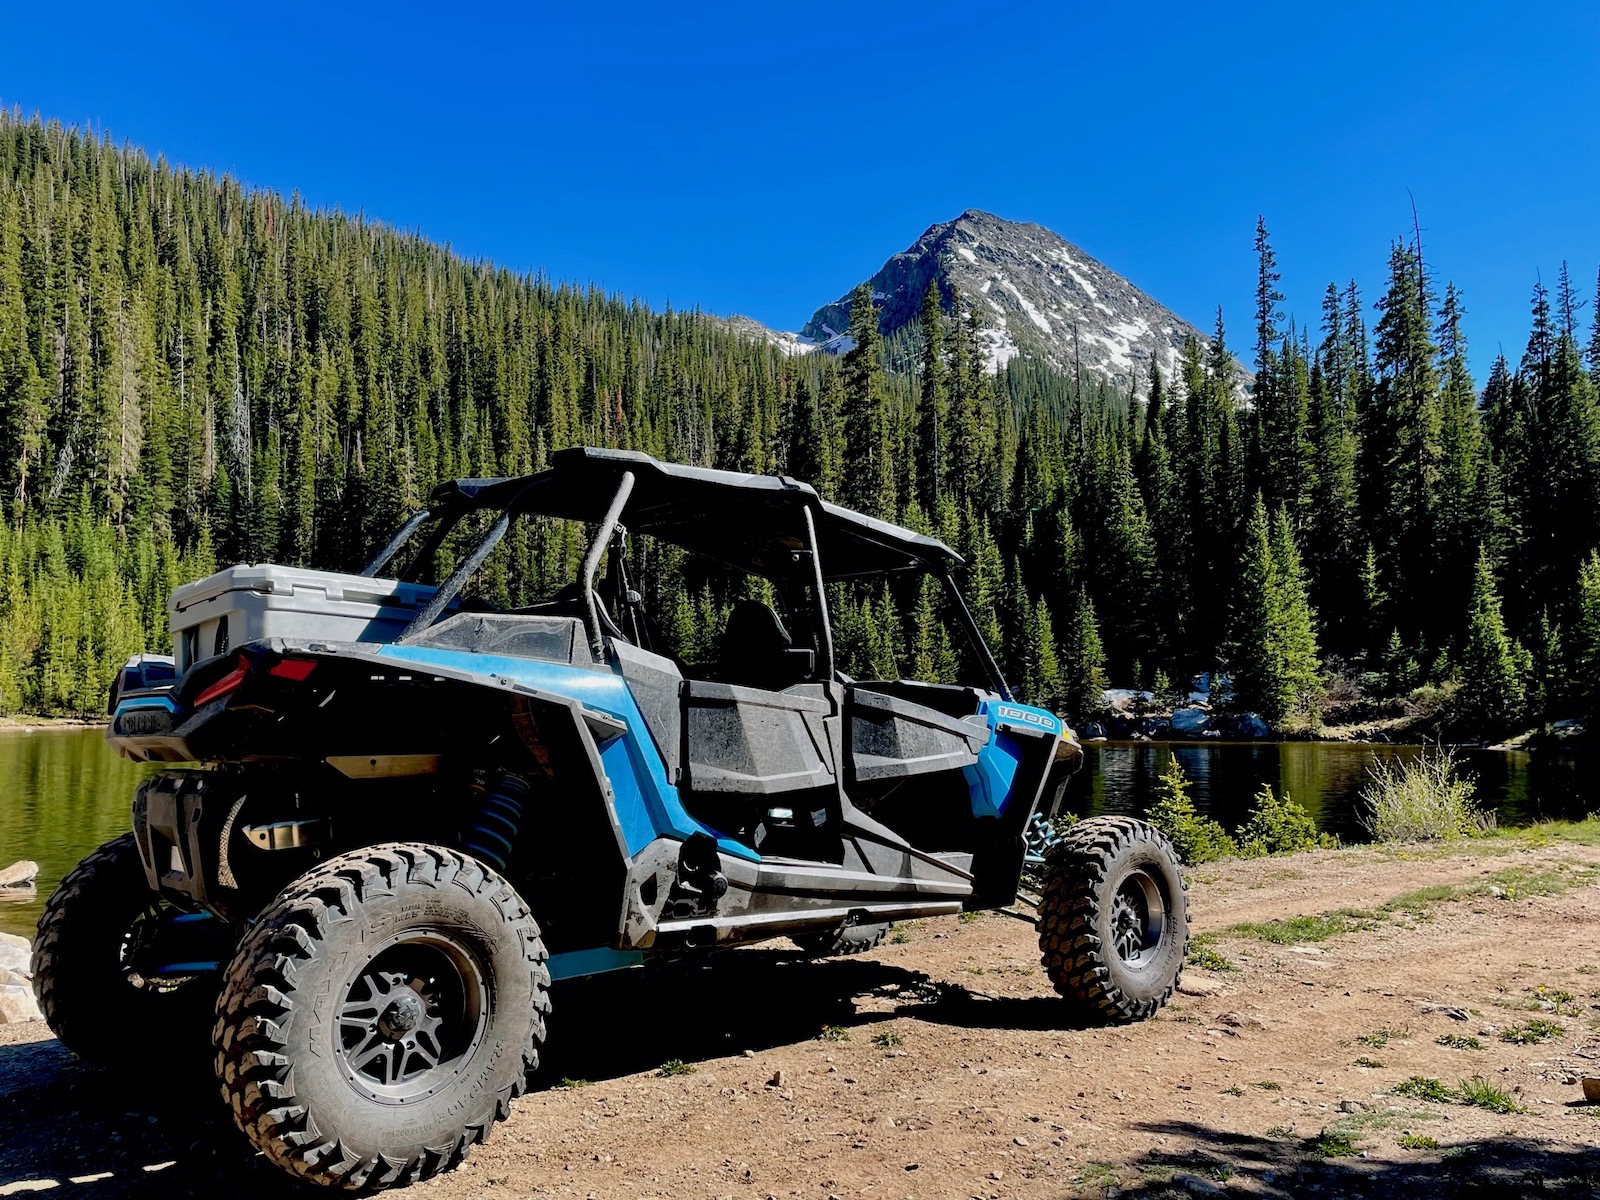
[193,656,250,707]
[268,658,317,682]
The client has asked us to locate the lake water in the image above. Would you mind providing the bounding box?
[0,730,1592,940]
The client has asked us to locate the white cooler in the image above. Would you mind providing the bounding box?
[170,565,442,670]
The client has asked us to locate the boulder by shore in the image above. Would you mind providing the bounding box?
[0,930,41,1024]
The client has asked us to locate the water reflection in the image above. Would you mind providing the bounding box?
[1074,741,1593,841]
[0,730,1592,940]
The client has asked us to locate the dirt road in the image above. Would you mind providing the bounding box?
[3,839,1599,1199]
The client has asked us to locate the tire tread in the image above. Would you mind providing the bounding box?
[1036,817,1189,1024]
[212,842,548,1190]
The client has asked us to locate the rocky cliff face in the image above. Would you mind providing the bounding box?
[739,209,1242,393]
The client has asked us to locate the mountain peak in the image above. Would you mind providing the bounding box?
[799,211,1237,391]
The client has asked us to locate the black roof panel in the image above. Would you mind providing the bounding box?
[426,448,960,580]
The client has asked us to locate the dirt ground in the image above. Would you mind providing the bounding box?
[3,839,1600,1199]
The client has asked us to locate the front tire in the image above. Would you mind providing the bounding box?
[32,833,223,1071]
[1036,817,1188,1023]
[213,844,549,1190]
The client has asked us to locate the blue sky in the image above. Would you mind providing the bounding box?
[2,1,1596,379]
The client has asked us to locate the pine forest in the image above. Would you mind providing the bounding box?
[1,113,1598,735]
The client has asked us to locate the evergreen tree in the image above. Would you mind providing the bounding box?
[838,284,894,519]
[914,280,946,514]
[1456,546,1526,731]
[1060,585,1107,724]
[1231,495,1283,719]
[1028,596,1064,712]
[1575,551,1600,723]
[1271,508,1323,725]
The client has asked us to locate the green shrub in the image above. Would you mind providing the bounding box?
[1361,748,1494,843]
[1236,784,1337,856]
[1145,757,1237,863]
[656,1059,696,1077]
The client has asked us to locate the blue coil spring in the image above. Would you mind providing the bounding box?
[461,771,530,873]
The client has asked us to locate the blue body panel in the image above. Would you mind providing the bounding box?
[111,644,1062,984]
[966,700,1060,819]
[373,645,760,863]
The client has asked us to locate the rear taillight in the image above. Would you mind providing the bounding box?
[193,656,250,707]
[268,658,317,682]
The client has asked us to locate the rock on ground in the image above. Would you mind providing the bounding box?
[0,931,31,979]
[0,982,41,1024]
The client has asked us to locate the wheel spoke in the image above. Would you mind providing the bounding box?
[348,1033,389,1073]
[411,1022,442,1068]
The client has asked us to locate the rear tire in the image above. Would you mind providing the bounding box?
[212,844,549,1190]
[1036,817,1187,1023]
[793,920,891,957]
[32,833,223,1072]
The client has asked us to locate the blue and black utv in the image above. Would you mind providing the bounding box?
[33,448,1188,1190]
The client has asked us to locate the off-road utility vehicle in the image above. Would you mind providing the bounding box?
[35,448,1188,1189]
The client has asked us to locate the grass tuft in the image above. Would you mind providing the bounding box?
[1453,1076,1523,1114]
[1361,747,1494,843]
[656,1059,696,1077]
[1358,1026,1406,1049]
[818,1025,851,1043]
[1308,1129,1361,1158]
[1435,1034,1483,1050]
[1354,1056,1385,1068]
[1394,1076,1453,1103]
[1186,941,1236,972]
[1398,1133,1440,1150]
[1500,1017,1564,1044]
[1219,910,1375,945]
[872,1031,904,1049]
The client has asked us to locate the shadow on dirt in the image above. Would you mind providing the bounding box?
[538,948,1096,1082]
[9,951,1595,1198]
[0,950,1076,1196]
[1108,1119,1600,1199]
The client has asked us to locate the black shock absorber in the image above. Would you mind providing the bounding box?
[460,770,531,873]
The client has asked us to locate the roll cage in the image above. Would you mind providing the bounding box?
[362,447,1014,700]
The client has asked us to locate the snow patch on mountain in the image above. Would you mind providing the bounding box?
[798,209,1248,393]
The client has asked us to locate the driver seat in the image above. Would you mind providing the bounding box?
[719,600,805,691]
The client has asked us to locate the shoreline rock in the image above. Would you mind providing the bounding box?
[0,860,40,889]
[0,930,39,1024]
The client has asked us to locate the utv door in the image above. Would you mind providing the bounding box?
[681,681,841,858]
[845,683,991,785]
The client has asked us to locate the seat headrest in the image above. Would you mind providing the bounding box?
[724,599,791,649]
